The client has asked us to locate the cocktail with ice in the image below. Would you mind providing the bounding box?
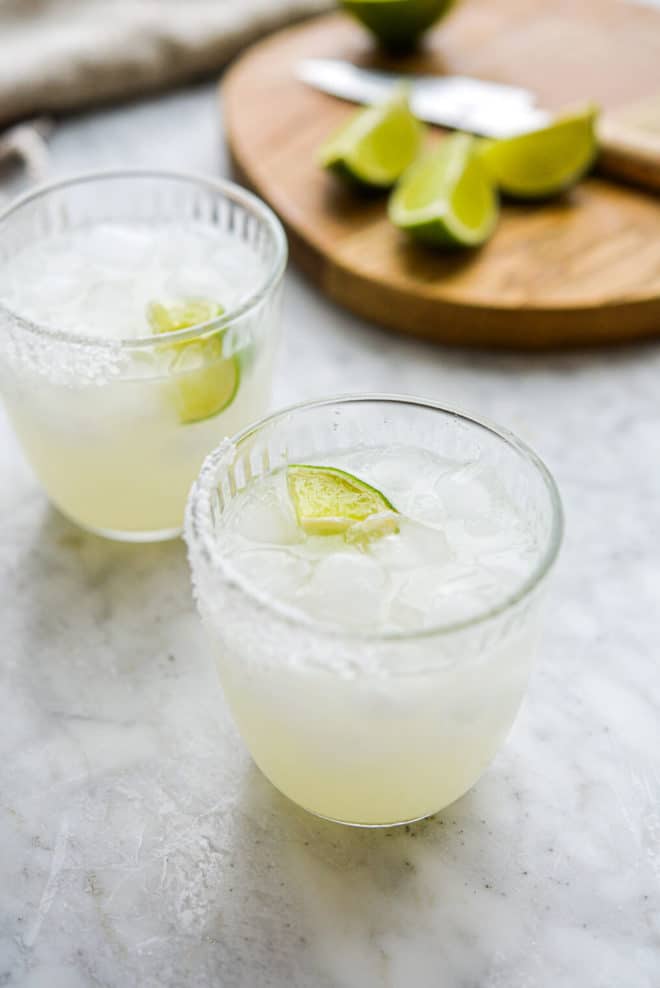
[0,171,286,540]
[186,396,562,826]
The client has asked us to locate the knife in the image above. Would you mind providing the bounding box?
[297,58,660,192]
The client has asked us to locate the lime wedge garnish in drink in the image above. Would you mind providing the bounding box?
[388,132,498,248]
[339,0,455,53]
[287,464,399,541]
[478,106,599,200]
[148,299,223,335]
[147,299,240,425]
[319,90,424,190]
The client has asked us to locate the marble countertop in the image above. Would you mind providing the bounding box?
[1,81,659,988]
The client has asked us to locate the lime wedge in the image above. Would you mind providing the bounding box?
[319,91,424,189]
[287,465,399,540]
[147,299,222,334]
[167,338,239,425]
[389,132,498,248]
[147,299,240,425]
[478,106,599,200]
[340,0,455,52]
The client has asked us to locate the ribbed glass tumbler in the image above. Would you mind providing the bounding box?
[186,396,563,826]
[0,171,287,540]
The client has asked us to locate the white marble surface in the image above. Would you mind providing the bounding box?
[1,81,660,988]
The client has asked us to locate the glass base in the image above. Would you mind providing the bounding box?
[82,522,183,543]
[262,771,439,828]
[308,807,436,829]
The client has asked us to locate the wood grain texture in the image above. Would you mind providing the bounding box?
[223,1,660,348]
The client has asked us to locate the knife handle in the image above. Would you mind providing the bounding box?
[598,96,660,194]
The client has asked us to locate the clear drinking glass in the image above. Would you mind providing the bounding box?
[0,171,287,541]
[185,396,563,827]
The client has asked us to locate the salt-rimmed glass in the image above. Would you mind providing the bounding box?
[0,170,287,541]
[185,395,563,827]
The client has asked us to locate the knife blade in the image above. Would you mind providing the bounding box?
[297,58,551,138]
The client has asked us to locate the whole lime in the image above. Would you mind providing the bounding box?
[339,0,456,53]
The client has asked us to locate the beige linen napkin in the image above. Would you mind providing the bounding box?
[0,0,332,127]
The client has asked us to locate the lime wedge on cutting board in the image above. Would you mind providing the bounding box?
[340,0,456,52]
[319,91,424,189]
[389,132,498,247]
[479,106,599,200]
[147,299,240,425]
[287,464,399,540]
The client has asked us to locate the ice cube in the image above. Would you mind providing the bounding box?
[433,460,492,521]
[298,551,386,628]
[232,548,312,600]
[369,518,452,570]
[386,564,486,631]
[229,477,300,546]
[84,224,152,270]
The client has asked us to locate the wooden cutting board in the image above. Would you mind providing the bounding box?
[223,0,660,348]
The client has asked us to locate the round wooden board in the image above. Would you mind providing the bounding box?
[223,2,660,348]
